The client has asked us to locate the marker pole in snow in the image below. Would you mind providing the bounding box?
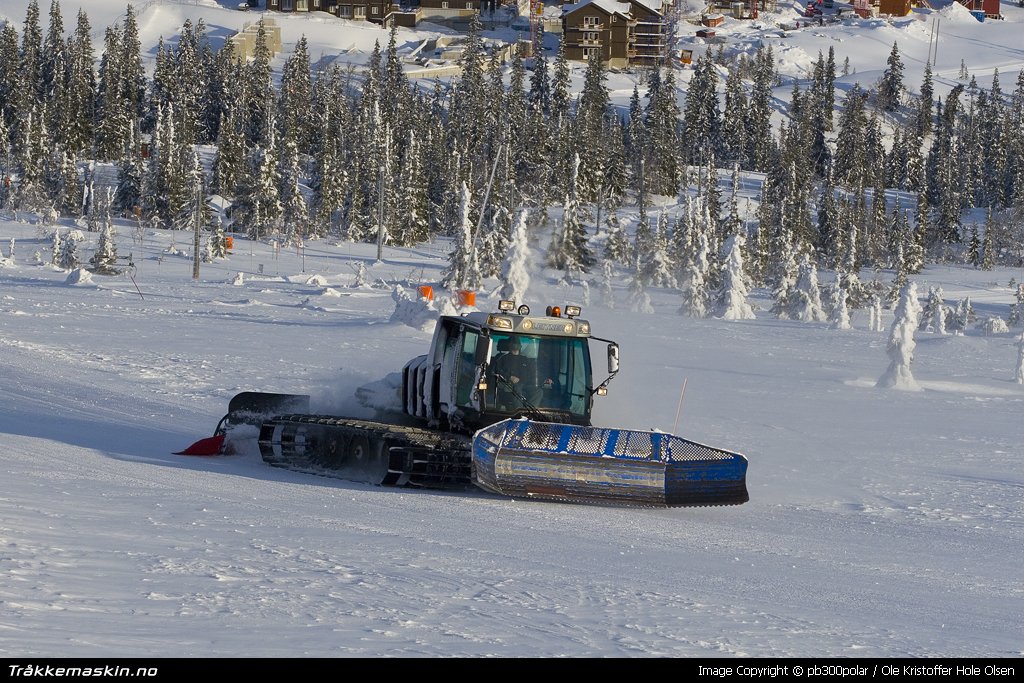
[672,377,688,433]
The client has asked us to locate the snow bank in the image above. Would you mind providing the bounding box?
[390,285,441,332]
[305,274,329,287]
[64,268,95,286]
[936,0,979,23]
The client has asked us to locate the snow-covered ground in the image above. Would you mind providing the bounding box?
[2,0,1024,660]
[2,216,1023,658]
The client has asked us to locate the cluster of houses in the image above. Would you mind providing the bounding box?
[254,0,1004,70]
[260,0,676,67]
[847,0,1001,18]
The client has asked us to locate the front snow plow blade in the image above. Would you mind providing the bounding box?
[472,419,748,508]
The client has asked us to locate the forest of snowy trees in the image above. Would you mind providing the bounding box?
[2,1,1024,323]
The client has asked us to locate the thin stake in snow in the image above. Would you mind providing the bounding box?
[672,377,688,433]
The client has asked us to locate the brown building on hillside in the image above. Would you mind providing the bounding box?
[628,0,671,66]
[265,0,427,24]
[878,0,910,15]
[266,0,335,10]
[562,0,675,68]
[561,0,636,68]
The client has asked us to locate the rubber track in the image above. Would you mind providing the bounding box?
[258,414,473,488]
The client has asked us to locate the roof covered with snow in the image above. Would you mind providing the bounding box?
[562,0,634,17]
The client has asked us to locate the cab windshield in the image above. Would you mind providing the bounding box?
[487,333,592,419]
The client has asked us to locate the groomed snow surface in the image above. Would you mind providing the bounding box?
[1,217,1022,658]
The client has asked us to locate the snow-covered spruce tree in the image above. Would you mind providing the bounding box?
[919,286,947,334]
[979,316,1009,336]
[441,181,480,291]
[602,210,632,266]
[56,231,79,271]
[547,154,594,275]
[639,212,676,289]
[827,282,851,330]
[1009,284,1024,327]
[279,136,309,248]
[598,258,615,309]
[678,232,711,319]
[236,138,282,241]
[713,233,755,320]
[627,267,654,314]
[876,281,923,391]
[1015,333,1024,384]
[632,205,653,261]
[785,254,827,322]
[947,297,975,335]
[50,230,62,266]
[499,209,532,303]
[981,208,995,271]
[89,215,118,275]
[869,294,885,333]
[877,41,904,113]
[769,229,799,319]
[967,223,981,267]
[207,216,228,260]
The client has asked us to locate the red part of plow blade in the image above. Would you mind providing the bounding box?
[174,433,226,456]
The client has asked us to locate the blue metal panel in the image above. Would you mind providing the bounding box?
[472,419,748,507]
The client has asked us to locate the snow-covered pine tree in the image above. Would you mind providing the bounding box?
[712,233,755,320]
[499,209,531,303]
[876,280,922,390]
